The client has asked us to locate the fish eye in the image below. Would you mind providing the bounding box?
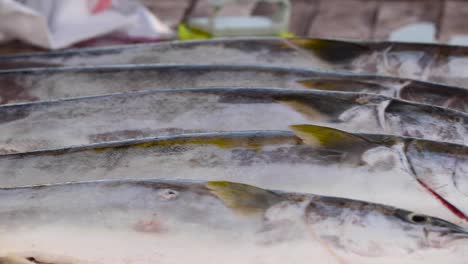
[453,116,463,123]
[408,213,430,224]
[158,189,179,200]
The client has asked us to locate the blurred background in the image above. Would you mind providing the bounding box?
[0,0,466,54]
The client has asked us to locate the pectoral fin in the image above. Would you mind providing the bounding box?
[297,79,344,90]
[0,256,35,264]
[287,38,369,63]
[290,124,371,152]
[207,181,282,216]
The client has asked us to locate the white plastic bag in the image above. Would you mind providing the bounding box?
[0,0,173,49]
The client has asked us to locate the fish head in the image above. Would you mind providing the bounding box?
[393,208,468,248]
[304,196,468,256]
[195,181,468,251]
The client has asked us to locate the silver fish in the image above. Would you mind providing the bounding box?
[0,179,466,263]
[0,65,466,112]
[1,37,468,86]
[291,124,468,225]
[0,88,466,153]
[0,126,467,226]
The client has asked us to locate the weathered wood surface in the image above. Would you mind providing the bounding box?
[373,0,442,40]
[439,0,468,43]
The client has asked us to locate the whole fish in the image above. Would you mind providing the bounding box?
[0,179,466,264]
[0,65,466,112]
[0,88,466,153]
[1,126,467,226]
[1,37,468,87]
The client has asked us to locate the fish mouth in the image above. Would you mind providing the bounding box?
[423,220,468,247]
[451,230,468,240]
[437,229,468,247]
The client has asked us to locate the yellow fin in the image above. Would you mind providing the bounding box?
[177,23,212,40]
[297,79,391,94]
[279,100,324,121]
[207,181,282,216]
[287,38,369,63]
[0,256,34,264]
[290,124,369,151]
[297,79,344,90]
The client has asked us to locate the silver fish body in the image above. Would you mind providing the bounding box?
[0,88,466,153]
[0,179,466,263]
[0,65,466,112]
[2,37,468,87]
[0,128,467,226]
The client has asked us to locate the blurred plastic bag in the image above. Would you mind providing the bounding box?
[0,0,173,49]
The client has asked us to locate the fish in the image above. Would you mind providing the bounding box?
[0,88,466,153]
[2,37,468,87]
[0,65,467,113]
[0,126,467,226]
[0,179,466,264]
[290,125,468,225]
